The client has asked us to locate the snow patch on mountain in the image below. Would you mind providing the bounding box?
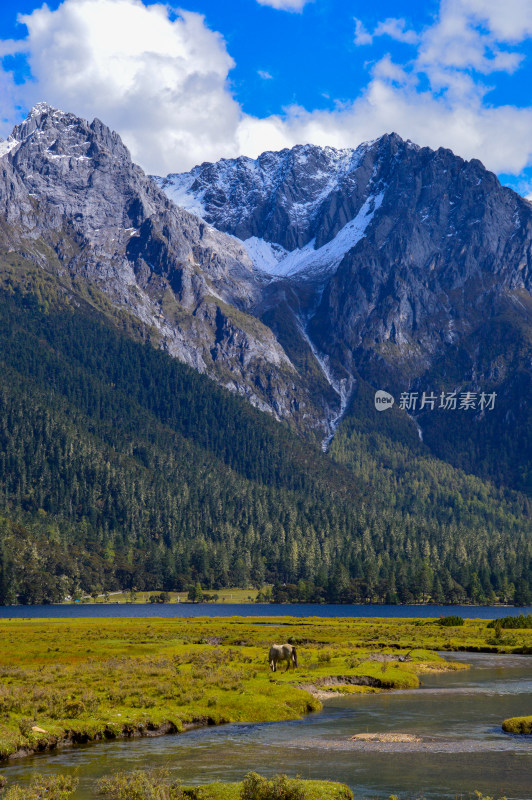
[156,172,207,219]
[0,138,20,159]
[29,102,63,119]
[243,191,384,279]
[242,237,288,273]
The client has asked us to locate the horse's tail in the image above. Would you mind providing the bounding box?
[292,646,297,667]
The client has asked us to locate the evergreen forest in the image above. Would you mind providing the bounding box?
[0,266,530,606]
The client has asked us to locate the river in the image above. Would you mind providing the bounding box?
[2,653,531,799]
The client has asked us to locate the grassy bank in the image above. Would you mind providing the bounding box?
[0,770,354,799]
[0,615,529,761]
[0,768,510,800]
[502,715,532,734]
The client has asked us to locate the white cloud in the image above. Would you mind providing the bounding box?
[373,18,419,45]
[417,0,525,91]
[255,0,312,11]
[3,0,242,173]
[2,0,532,180]
[354,18,373,46]
[371,55,411,85]
[458,0,532,41]
[0,39,27,58]
[258,70,273,80]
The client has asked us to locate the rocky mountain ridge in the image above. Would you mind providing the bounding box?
[1,105,531,487]
[0,103,335,433]
[158,134,532,486]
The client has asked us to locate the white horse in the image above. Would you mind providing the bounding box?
[269,643,297,672]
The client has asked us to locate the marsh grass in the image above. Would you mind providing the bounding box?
[1,774,78,799]
[0,770,353,800]
[97,767,185,799]
[0,771,508,800]
[0,616,529,760]
[240,773,306,800]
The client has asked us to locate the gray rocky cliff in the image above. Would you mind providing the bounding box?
[0,103,332,432]
[308,135,532,386]
[160,134,532,465]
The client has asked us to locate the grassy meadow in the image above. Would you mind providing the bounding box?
[0,614,531,763]
[74,588,260,605]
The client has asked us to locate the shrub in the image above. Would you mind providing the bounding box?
[2,774,78,799]
[317,650,332,664]
[97,768,184,799]
[240,772,306,800]
[502,715,532,734]
[149,592,170,604]
[64,699,86,718]
[487,615,532,629]
[437,616,464,626]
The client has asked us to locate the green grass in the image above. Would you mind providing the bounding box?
[78,588,260,605]
[502,715,532,734]
[0,769,353,799]
[0,770,511,799]
[0,774,77,799]
[198,774,353,800]
[0,615,529,761]
[97,770,353,800]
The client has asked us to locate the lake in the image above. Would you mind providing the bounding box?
[2,652,532,799]
[0,603,531,619]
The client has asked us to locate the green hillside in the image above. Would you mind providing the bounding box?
[0,263,530,605]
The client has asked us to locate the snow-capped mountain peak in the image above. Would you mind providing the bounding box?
[154,137,411,282]
[156,141,369,234]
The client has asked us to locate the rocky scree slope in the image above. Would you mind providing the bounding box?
[0,103,332,432]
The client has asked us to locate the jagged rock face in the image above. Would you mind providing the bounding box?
[308,136,532,383]
[0,104,332,432]
[164,134,532,380]
[161,134,532,477]
[156,143,378,251]
[1,103,257,304]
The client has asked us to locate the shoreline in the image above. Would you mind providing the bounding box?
[5,718,216,762]
[0,615,529,767]
[1,660,467,764]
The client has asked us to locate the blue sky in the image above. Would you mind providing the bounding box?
[1,0,532,193]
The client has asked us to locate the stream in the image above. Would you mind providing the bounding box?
[2,652,532,799]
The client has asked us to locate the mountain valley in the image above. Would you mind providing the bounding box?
[0,104,530,604]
